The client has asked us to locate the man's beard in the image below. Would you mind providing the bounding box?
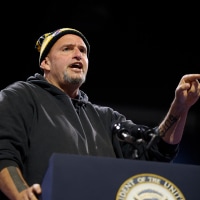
[63,73,86,85]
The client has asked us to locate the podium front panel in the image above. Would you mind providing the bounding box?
[39,153,200,200]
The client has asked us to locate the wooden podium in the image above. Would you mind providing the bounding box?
[39,153,200,200]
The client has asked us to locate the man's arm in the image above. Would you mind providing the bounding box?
[0,166,41,200]
[158,74,200,144]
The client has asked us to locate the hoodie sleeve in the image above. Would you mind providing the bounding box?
[0,82,33,171]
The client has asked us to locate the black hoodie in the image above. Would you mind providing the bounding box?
[0,73,178,197]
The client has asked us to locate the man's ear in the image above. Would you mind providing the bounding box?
[40,57,50,71]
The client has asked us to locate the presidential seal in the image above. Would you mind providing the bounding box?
[115,173,185,200]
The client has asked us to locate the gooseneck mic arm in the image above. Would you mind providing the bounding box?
[112,123,160,159]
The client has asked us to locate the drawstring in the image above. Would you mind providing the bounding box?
[72,99,86,115]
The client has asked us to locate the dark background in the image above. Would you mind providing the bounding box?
[2,1,200,164]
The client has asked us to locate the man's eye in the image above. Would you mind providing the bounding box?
[80,48,86,54]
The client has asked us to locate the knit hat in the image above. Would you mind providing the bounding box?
[35,28,90,65]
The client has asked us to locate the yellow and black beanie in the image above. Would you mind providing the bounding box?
[35,28,90,65]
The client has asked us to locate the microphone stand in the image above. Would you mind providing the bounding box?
[112,123,160,159]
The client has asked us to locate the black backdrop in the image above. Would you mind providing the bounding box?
[2,1,200,164]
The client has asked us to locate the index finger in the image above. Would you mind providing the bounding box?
[182,74,200,82]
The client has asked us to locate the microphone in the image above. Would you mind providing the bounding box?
[112,122,159,147]
[115,126,135,143]
[112,123,144,144]
[112,122,160,159]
